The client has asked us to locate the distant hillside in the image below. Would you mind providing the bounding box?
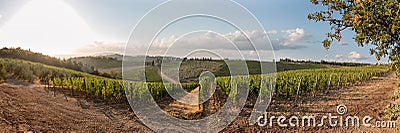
[0,47,97,73]
[0,58,101,82]
[70,56,122,69]
[0,47,122,79]
[70,54,180,70]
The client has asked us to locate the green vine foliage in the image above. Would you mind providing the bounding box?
[0,58,390,103]
[308,0,400,61]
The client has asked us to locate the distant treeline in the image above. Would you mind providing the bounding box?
[183,57,213,61]
[71,56,119,61]
[0,47,115,78]
[279,58,371,66]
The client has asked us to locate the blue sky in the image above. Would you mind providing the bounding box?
[0,0,387,63]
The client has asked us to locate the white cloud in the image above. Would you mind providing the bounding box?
[348,51,361,59]
[347,51,369,61]
[335,54,343,60]
[323,52,370,63]
[281,28,306,46]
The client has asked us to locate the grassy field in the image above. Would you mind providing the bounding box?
[123,66,162,82]
[70,56,122,69]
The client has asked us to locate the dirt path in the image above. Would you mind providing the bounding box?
[1,72,399,132]
[161,87,201,115]
[0,80,151,132]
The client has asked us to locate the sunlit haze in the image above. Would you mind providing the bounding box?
[0,0,95,56]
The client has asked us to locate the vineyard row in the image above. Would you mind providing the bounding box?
[46,66,389,101]
[0,58,390,101]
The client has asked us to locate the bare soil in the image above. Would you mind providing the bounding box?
[0,79,151,132]
[1,72,399,132]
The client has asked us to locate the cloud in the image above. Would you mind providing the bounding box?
[74,28,311,57]
[271,41,307,50]
[335,54,343,60]
[323,52,371,63]
[348,51,361,59]
[348,51,369,61]
[151,30,273,51]
[271,28,311,50]
[281,28,308,46]
[151,29,309,52]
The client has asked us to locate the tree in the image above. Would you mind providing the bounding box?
[308,0,400,61]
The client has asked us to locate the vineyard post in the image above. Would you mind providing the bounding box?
[61,78,64,89]
[198,84,201,110]
[52,77,56,97]
[83,78,86,94]
[337,75,341,89]
[69,77,73,96]
[277,76,282,97]
[328,73,332,90]
[285,78,289,99]
[313,74,318,97]
[103,80,107,102]
[275,81,278,97]
[212,82,219,106]
[47,78,50,89]
[209,81,213,113]
[235,83,238,107]
[216,82,223,107]
[296,78,302,100]
[51,77,55,88]
[90,80,95,98]
[129,82,133,100]
[72,78,75,96]
[270,79,274,97]
[112,81,116,101]
[63,78,68,101]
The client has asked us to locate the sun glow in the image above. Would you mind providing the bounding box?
[0,0,95,56]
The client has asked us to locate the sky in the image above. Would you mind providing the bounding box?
[0,0,388,63]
